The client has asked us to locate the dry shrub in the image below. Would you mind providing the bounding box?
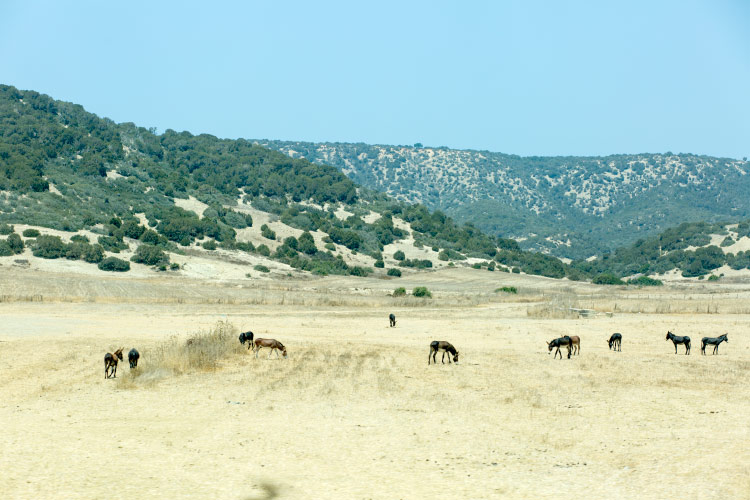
[117,321,241,388]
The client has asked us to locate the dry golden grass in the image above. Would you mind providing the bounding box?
[1,267,749,499]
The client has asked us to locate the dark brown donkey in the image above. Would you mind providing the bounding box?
[429,341,459,365]
[104,348,124,378]
[253,338,288,359]
[547,336,572,359]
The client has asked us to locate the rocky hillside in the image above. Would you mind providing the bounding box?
[256,140,750,259]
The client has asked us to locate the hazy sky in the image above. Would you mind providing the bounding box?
[1,1,748,158]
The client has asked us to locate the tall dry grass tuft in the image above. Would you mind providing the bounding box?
[117,321,242,388]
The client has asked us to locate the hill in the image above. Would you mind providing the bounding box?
[255,140,750,259]
[0,84,572,281]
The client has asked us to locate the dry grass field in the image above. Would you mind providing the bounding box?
[1,267,749,499]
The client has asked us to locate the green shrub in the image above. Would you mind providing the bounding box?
[0,240,13,256]
[412,286,432,298]
[131,244,170,266]
[707,274,720,281]
[256,244,271,257]
[324,242,335,251]
[170,262,180,270]
[260,224,276,240]
[98,257,130,272]
[374,259,385,268]
[400,258,432,269]
[392,287,406,297]
[7,233,24,254]
[472,263,482,269]
[487,261,495,271]
[254,264,270,273]
[387,268,402,277]
[32,235,66,259]
[98,235,128,253]
[348,266,372,277]
[438,249,465,261]
[202,239,217,250]
[393,250,405,261]
[22,228,40,238]
[70,234,89,243]
[495,286,517,294]
[0,224,14,235]
[512,267,520,274]
[298,231,317,255]
[627,275,663,286]
[593,273,624,285]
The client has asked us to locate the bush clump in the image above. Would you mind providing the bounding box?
[0,224,14,235]
[254,264,270,273]
[32,235,66,259]
[22,228,40,238]
[412,286,432,298]
[393,250,405,261]
[260,224,276,240]
[627,275,663,287]
[387,268,402,277]
[392,287,406,297]
[98,256,131,272]
[131,244,170,266]
[592,273,625,285]
[495,286,517,294]
[374,260,385,268]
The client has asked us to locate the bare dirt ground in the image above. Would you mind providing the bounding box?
[1,267,749,499]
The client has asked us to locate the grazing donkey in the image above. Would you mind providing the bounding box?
[429,341,459,365]
[104,348,124,378]
[666,331,691,355]
[569,335,581,355]
[253,338,287,359]
[547,336,572,359]
[238,331,255,349]
[389,313,396,327]
[701,334,728,355]
[607,333,622,351]
[128,348,140,369]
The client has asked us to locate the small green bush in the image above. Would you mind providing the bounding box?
[707,274,720,281]
[495,286,518,294]
[7,233,24,254]
[256,244,271,257]
[412,286,432,298]
[472,263,482,269]
[32,235,66,259]
[393,250,405,261]
[512,267,521,274]
[324,242,335,251]
[260,224,276,240]
[22,228,40,238]
[627,276,663,287]
[593,273,625,285]
[0,241,13,256]
[392,287,406,297]
[254,264,270,273]
[170,262,180,270]
[70,234,89,243]
[387,268,402,277]
[98,257,130,272]
[374,260,385,268]
[131,244,169,266]
[202,239,217,250]
[0,224,14,235]
[348,266,372,277]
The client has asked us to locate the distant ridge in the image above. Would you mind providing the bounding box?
[256,140,749,259]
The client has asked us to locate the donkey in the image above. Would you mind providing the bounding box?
[547,336,572,359]
[569,335,581,355]
[128,348,140,369]
[389,313,396,327]
[666,331,691,355]
[607,333,622,351]
[253,338,287,359]
[239,331,255,349]
[104,348,124,378]
[701,334,728,355]
[429,341,459,364]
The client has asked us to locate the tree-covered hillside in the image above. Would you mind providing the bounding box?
[256,140,750,259]
[0,84,578,279]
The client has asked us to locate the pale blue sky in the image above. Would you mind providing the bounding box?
[1,1,748,158]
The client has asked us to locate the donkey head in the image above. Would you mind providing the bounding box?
[666,331,673,341]
[453,352,459,363]
[114,348,124,361]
